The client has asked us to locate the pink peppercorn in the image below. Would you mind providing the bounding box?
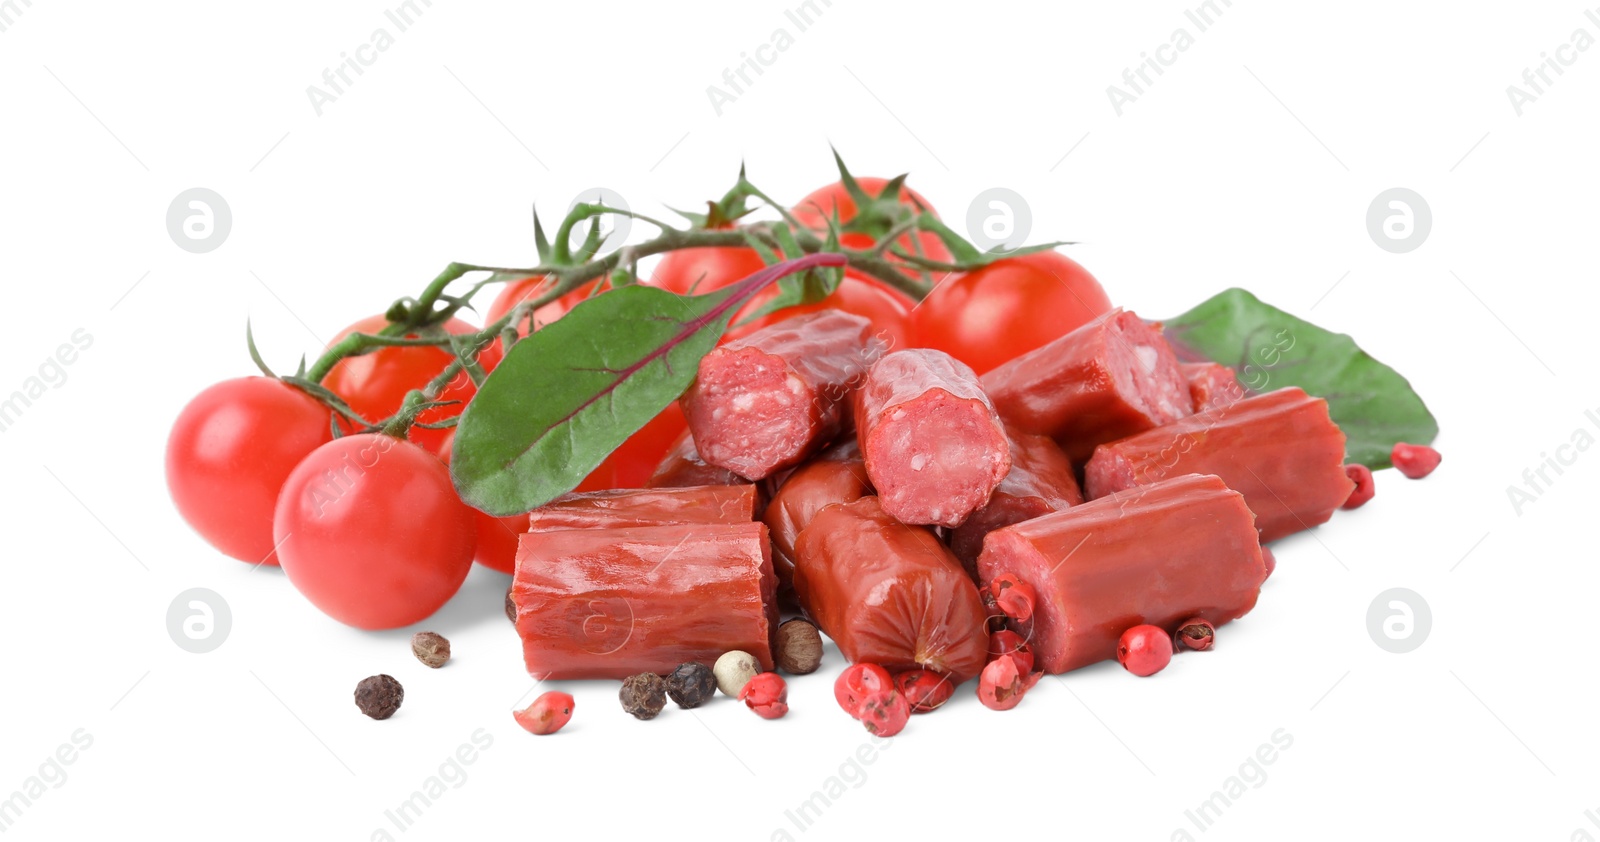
[978,655,1038,711]
[857,690,910,736]
[989,572,1037,623]
[1392,443,1441,479]
[834,663,893,719]
[1342,464,1376,509]
[738,672,789,719]
[1116,624,1172,677]
[894,669,955,714]
[513,692,574,736]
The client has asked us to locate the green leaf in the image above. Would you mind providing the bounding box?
[451,253,847,515]
[1163,288,1438,469]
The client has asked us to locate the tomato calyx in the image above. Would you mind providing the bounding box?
[671,177,759,231]
[797,150,927,246]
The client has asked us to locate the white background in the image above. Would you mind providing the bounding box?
[2,1,1597,839]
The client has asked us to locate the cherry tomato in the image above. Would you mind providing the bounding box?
[438,431,524,575]
[911,250,1114,375]
[790,176,952,271]
[274,433,475,629]
[735,277,915,348]
[322,314,502,455]
[485,276,599,339]
[650,246,767,297]
[650,248,913,346]
[166,377,334,565]
[574,402,688,492]
[437,402,686,575]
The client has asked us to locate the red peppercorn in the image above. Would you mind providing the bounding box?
[1116,624,1172,677]
[1341,463,1376,509]
[857,690,910,737]
[513,691,574,735]
[978,654,1038,711]
[834,663,893,719]
[987,630,1035,674]
[894,669,955,714]
[988,572,1037,623]
[1392,443,1441,479]
[1261,546,1276,581]
[1173,617,1216,652]
[738,672,789,720]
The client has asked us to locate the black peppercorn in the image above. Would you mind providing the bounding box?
[355,675,404,720]
[665,663,716,709]
[619,673,668,720]
[411,631,451,668]
[776,618,823,674]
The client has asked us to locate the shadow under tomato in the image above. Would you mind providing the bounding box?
[365,564,514,642]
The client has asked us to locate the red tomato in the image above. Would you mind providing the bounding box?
[274,433,475,629]
[574,402,689,492]
[166,377,334,565]
[650,248,913,346]
[485,276,599,339]
[735,277,915,348]
[322,314,502,454]
[911,251,1114,375]
[437,403,686,574]
[650,246,769,297]
[438,431,524,575]
[790,176,952,270]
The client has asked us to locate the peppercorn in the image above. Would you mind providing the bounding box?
[354,674,404,720]
[1174,618,1216,652]
[894,669,954,714]
[1116,624,1172,677]
[1391,442,1442,479]
[857,690,910,736]
[987,630,1036,674]
[514,691,574,735]
[713,650,760,697]
[776,618,824,675]
[411,631,451,668]
[989,572,1037,623]
[665,663,717,709]
[977,656,1033,711]
[739,672,789,719]
[834,663,893,719]
[505,587,516,622]
[619,673,668,720]
[1341,464,1376,510]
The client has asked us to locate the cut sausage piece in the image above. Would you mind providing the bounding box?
[525,484,757,533]
[683,310,885,481]
[1182,362,1248,412]
[1083,387,1354,542]
[646,430,750,489]
[982,309,1192,461]
[793,496,989,682]
[977,473,1265,674]
[513,522,778,679]
[948,428,1083,576]
[854,349,1011,528]
[762,440,872,591]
